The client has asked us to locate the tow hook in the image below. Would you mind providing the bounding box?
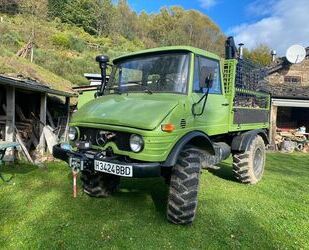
[72,168,79,198]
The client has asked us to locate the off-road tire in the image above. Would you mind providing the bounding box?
[232,135,265,184]
[167,147,201,225]
[81,170,120,197]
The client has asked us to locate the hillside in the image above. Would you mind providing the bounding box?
[0,15,144,86]
[0,2,226,87]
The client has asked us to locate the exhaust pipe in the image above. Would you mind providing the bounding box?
[271,50,277,62]
[238,43,244,60]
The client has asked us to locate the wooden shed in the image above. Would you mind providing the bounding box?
[0,75,75,160]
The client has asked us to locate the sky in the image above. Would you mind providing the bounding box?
[127,0,309,55]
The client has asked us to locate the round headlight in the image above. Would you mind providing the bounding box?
[68,127,78,141]
[130,134,144,152]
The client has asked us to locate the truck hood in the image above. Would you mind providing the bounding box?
[71,94,181,130]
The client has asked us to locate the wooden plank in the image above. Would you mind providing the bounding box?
[40,94,47,133]
[43,126,58,153]
[26,132,39,149]
[5,87,15,142]
[270,105,278,147]
[38,94,47,155]
[15,129,34,164]
[46,109,55,128]
[1,104,6,113]
[5,87,15,160]
[16,104,26,121]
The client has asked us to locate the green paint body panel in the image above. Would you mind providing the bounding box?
[71,46,270,163]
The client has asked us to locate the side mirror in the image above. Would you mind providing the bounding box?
[205,74,214,89]
[199,73,214,89]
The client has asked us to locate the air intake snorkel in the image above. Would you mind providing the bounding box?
[96,55,110,97]
[225,36,238,60]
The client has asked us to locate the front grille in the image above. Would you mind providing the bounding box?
[79,127,131,151]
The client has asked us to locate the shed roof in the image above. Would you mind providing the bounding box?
[0,75,76,97]
[258,81,309,100]
[0,56,76,96]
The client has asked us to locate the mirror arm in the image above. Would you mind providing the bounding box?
[192,87,210,117]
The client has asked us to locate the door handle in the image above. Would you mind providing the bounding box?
[221,103,229,106]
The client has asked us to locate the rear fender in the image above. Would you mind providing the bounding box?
[162,131,215,167]
[231,129,269,153]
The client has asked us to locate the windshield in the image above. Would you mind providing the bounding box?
[106,53,190,94]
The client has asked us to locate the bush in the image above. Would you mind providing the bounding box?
[68,35,85,52]
[51,33,70,49]
[0,31,23,46]
[51,32,86,52]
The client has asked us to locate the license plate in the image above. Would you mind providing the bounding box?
[69,157,84,170]
[94,160,133,177]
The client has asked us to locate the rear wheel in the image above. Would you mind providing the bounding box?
[167,147,201,225]
[232,135,265,184]
[81,170,120,197]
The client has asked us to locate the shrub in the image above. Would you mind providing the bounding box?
[68,35,85,52]
[51,33,70,49]
[51,32,86,52]
[0,31,23,46]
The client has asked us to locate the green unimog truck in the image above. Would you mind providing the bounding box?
[53,37,270,225]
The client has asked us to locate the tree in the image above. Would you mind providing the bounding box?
[60,0,97,35]
[115,0,138,40]
[93,0,115,36]
[0,0,19,14]
[244,44,272,66]
[48,0,70,19]
[20,0,48,18]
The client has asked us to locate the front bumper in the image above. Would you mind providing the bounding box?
[53,144,161,178]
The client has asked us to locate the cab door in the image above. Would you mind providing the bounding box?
[191,55,230,135]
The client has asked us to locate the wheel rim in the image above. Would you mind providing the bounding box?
[253,147,264,178]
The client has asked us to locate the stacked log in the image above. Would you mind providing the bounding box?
[276,129,308,153]
[1,103,60,163]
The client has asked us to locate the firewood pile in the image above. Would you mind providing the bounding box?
[234,97,262,108]
[275,129,309,153]
[0,103,66,163]
[234,93,267,109]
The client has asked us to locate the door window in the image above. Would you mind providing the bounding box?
[193,56,222,94]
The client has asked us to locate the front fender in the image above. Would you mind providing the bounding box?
[162,131,215,167]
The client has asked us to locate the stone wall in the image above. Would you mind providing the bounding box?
[267,59,309,86]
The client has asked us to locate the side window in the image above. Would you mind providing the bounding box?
[193,56,222,94]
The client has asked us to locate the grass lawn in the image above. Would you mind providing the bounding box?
[0,153,308,249]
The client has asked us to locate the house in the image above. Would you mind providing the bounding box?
[258,47,309,147]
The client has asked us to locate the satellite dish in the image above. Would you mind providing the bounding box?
[286,45,306,64]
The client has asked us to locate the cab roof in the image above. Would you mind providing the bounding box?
[113,46,221,63]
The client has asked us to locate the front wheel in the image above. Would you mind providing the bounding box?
[167,147,201,225]
[81,170,120,197]
[232,135,266,184]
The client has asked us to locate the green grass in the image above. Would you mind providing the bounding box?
[0,153,308,249]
